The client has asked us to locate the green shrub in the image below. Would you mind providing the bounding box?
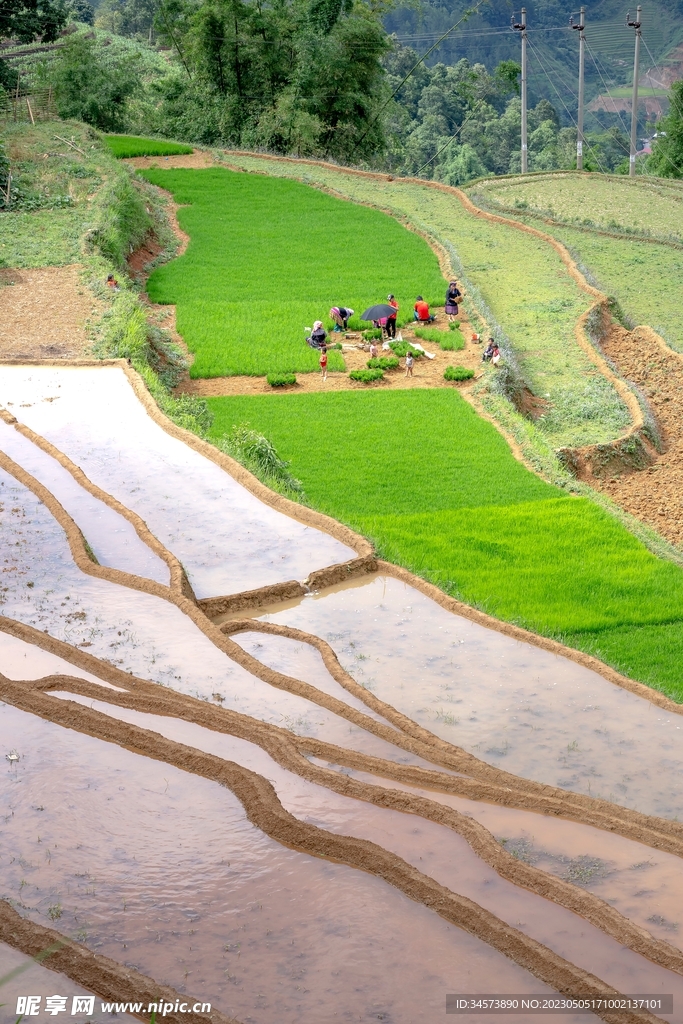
[86,166,151,268]
[444,365,475,381]
[105,135,194,159]
[350,368,384,382]
[389,340,422,358]
[215,423,303,499]
[267,372,297,387]
[367,356,399,370]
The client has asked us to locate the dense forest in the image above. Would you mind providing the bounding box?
[2,0,682,179]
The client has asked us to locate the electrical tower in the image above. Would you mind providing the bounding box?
[627,6,642,177]
[571,7,586,170]
[512,9,528,173]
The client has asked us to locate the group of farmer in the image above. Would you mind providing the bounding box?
[306,280,468,381]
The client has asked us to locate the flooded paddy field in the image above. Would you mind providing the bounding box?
[1,364,681,1022]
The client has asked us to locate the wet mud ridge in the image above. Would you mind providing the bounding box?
[2,363,683,1024]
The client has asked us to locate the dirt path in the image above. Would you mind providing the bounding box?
[0,265,104,360]
[600,324,683,547]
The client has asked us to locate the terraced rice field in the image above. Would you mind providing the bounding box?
[140,169,444,378]
[469,172,683,243]
[217,153,631,449]
[3,364,683,1022]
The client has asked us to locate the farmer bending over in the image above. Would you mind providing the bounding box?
[330,306,354,332]
[413,296,434,323]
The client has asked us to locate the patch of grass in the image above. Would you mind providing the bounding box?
[207,391,560,517]
[207,389,683,695]
[470,172,683,243]
[367,356,399,370]
[350,368,384,382]
[140,168,445,378]
[413,326,464,351]
[563,621,683,702]
[104,135,194,159]
[444,365,474,381]
[536,222,683,354]
[267,372,296,386]
[449,321,461,330]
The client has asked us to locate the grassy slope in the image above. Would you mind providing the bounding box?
[0,121,154,271]
[140,168,445,378]
[467,173,683,352]
[208,390,683,698]
[104,136,194,159]
[535,225,683,353]
[469,173,683,242]
[217,154,631,449]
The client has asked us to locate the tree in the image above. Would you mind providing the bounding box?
[50,33,141,130]
[649,81,683,178]
[96,0,157,39]
[0,0,68,43]
[66,0,94,24]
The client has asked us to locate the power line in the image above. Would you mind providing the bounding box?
[526,35,609,173]
[352,0,490,153]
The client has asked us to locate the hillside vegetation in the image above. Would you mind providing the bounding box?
[468,172,683,353]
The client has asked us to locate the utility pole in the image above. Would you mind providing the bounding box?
[571,7,586,170]
[627,5,642,177]
[512,8,528,172]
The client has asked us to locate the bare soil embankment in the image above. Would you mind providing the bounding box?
[599,324,683,547]
[0,265,104,360]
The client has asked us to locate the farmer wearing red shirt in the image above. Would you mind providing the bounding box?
[413,296,434,323]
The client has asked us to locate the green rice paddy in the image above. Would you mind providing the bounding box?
[139,168,445,378]
[217,153,632,448]
[104,135,194,159]
[208,389,683,698]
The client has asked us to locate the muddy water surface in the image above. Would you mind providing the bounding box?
[257,576,683,819]
[331,763,683,952]
[0,417,169,584]
[44,692,683,1008]
[0,942,138,1023]
[0,631,110,687]
[1,702,583,1024]
[0,366,355,598]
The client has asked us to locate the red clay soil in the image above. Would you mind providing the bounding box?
[599,324,683,547]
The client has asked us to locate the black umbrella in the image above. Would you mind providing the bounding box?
[360,304,397,321]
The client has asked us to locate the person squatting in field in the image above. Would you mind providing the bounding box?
[445,281,461,321]
[307,321,327,348]
[330,306,354,331]
[482,338,501,366]
[414,296,435,323]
